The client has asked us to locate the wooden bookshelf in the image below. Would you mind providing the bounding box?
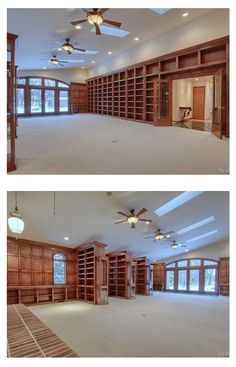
[107,251,135,299]
[152,262,165,291]
[135,257,153,295]
[87,36,229,137]
[76,241,108,305]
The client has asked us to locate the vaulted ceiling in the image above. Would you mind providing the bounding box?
[7,8,213,70]
[7,191,229,261]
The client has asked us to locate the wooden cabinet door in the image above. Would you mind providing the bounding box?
[212,69,226,139]
[153,80,172,126]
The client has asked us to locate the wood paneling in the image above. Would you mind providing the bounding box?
[7,237,76,288]
[70,82,88,113]
[219,257,229,295]
[153,263,165,291]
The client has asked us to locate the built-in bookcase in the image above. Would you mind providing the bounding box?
[107,251,135,299]
[76,241,108,305]
[135,257,153,295]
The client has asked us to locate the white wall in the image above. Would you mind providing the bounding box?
[18,68,89,84]
[88,9,229,78]
[172,78,213,121]
[159,240,229,264]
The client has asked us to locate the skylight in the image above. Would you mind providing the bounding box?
[91,25,129,38]
[75,50,98,55]
[155,192,203,217]
[150,9,171,15]
[186,230,218,243]
[177,216,215,235]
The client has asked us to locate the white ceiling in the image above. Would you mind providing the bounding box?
[7,191,229,261]
[7,8,213,70]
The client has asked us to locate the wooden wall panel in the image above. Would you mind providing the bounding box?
[153,263,165,291]
[7,237,76,287]
[70,82,88,113]
[219,257,229,295]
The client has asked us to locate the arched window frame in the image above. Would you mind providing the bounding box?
[16,76,70,116]
[165,257,219,294]
[53,253,66,285]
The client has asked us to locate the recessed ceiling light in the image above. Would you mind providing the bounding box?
[58,48,62,51]
[185,249,189,252]
[43,67,47,70]
[64,237,69,240]
[91,60,95,64]
[134,37,139,41]
[108,51,112,55]
[182,12,189,17]
[195,78,199,81]
[146,221,150,224]
[81,66,85,69]
[76,25,82,29]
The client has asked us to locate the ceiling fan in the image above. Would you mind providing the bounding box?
[49,55,83,67]
[71,8,122,35]
[144,229,174,242]
[164,240,187,249]
[115,208,152,229]
[61,38,86,54]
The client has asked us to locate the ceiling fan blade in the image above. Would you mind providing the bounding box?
[95,24,101,35]
[99,8,109,14]
[117,211,128,217]
[164,231,175,235]
[59,63,64,66]
[180,245,187,248]
[139,218,152,223]
[73,47,86,52]
[103,19,122,28]
[144,236,155,239]
[136,208,147,217]
[59,60,69,63]
[81,9,89,14]
[71,19,87,26]
[131,223,136,229]
[114,220,127,224]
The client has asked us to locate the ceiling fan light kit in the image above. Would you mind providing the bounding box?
[87,11,103,26]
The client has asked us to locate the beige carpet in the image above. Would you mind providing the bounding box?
[29,292,229,357]
[11,114,229,174]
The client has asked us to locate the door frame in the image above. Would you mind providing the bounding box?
[153,79,172,126]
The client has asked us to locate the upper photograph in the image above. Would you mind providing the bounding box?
[7,8,229,175]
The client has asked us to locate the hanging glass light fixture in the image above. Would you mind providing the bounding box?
[8,192,24,236]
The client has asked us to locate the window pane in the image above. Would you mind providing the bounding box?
[178,270,187,290]
[17,78,26,85]
[31,89,42,113]
[166,270,175,290]
[204,269,216,292]
[177,260,187,267]
[29,78,42,85]
[189,269,199,291]
[45,79,56,87]
[16,88,25,114]
[54,260,66,284]
[190,259,201,267]
[204,260,218,266]
[54,253,65,260]
[59,90,69,112]
[45,90,55,112]
[166,262,175,268]
[58,81,69,88]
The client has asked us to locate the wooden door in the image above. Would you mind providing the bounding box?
[193,86,205,120]
[212,69,226,139]
[153,79,172,126]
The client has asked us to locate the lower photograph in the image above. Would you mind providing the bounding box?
[7,191,229,358]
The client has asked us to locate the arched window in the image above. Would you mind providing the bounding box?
[16,77,70,116]
[53,253,66,284]
[165,258,218,294]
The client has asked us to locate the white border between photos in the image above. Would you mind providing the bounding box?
[0,1,235,367]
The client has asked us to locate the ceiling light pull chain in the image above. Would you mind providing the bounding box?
[15,191,18,211]
[53,192,56,216]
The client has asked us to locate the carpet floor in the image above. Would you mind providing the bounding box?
[11,114,229,174]
[29,292,229,357]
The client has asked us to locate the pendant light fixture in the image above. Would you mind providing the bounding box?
[8,192,24,237]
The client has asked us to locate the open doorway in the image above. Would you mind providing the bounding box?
[172,76,213,132]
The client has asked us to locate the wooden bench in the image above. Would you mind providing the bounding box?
[7,304,78,357]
